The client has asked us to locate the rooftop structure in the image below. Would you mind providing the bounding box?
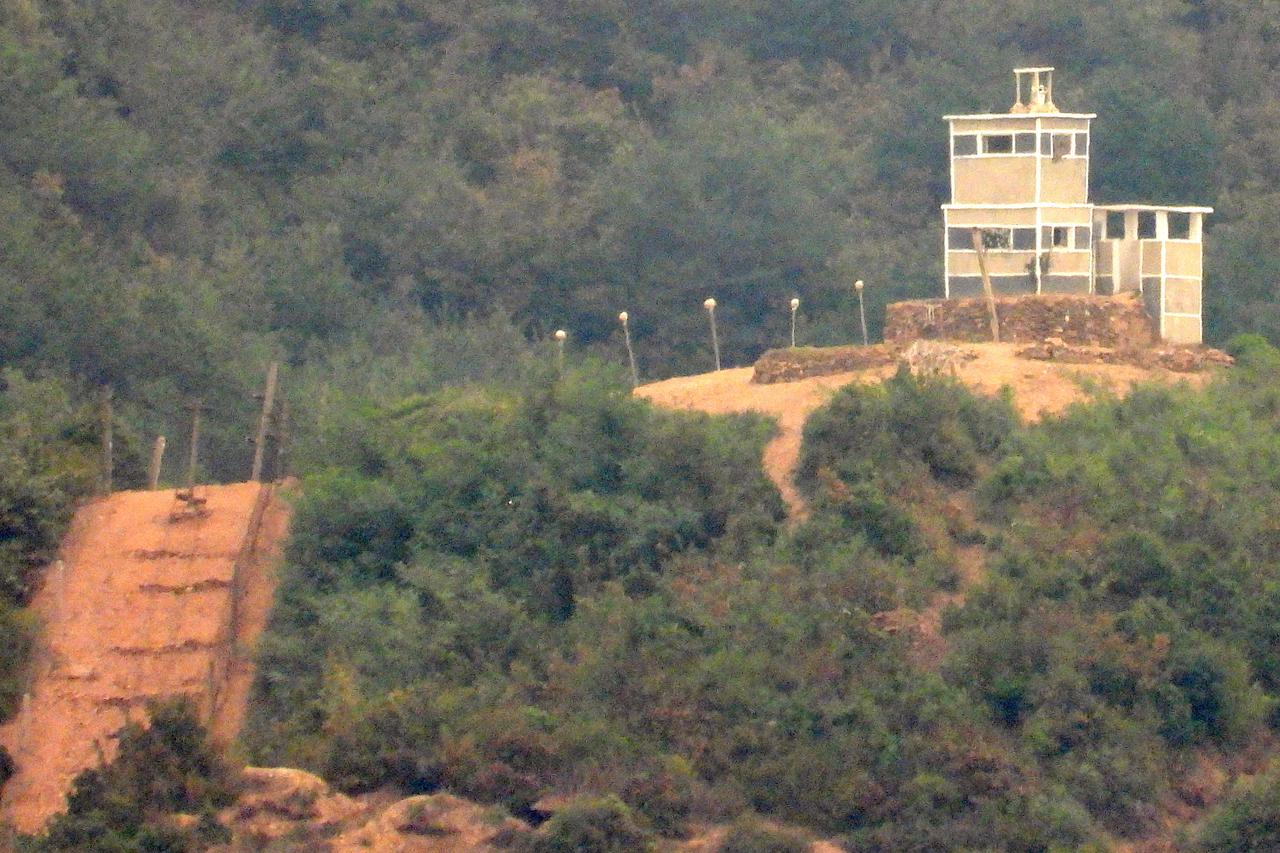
[941,67,1211,344]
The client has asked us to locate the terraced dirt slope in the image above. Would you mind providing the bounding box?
[0,482,290,834]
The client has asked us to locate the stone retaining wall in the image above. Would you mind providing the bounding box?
[1017,339,1233,373]
[752,344,900,384]
[884,293,1156,349]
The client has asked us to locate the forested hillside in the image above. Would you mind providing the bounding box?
[3,0,1280,476]
[223,340,1280,851]
[7,2,1280,848]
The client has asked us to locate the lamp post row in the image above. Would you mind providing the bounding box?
[555,278,870,378]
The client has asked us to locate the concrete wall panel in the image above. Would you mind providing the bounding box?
[1162,314,1202,345]
[1117,241,1142,291]
[1040,159,1088,203]
[946,208,1039,227]
[954,159,1037,204]
[1142,278,1162,322]
[1045,251,1092,274]
[1041,207,1093,225]
[1038,117,1092,131]
[1042,274,1091,294]
[1164,278,1202,315]
[1165,242,1202,277]
[951,118,1041,134]
[948,276,1036,298]
[1141,243,1163,275]
[949,251,1036,276]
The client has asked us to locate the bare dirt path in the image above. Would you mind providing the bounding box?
[0,482,290,834]
[637,343,1214,517]
[638,366,869,515]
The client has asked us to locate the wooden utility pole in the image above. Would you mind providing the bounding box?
[147,436,166,490]
[99,387,113,495]
[273,398,290,482]
[183,400,206,491]
[970,228,1002,343]
[250,362,279,483]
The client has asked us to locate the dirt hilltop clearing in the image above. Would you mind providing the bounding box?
[0,482,290,834]
[636,342,1220,515]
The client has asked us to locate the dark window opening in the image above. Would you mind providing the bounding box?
[1074,226,1091,249]
[983,134,1014,154]
[1014,133,1037,154]
[953,134,978,156]
[1042,226,1070,248]
[981,228,1011,249]
[1169,212,1191,239]
[1074,133,1088,156]
[1138,212,1157,239]
[1040,132,1052,155]
[1105,211,1126,239]
[947,227,973,250]
[1052,133,1073,160]
[1012,228,1036,250]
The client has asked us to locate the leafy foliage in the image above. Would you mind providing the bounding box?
[251,345,1280,847]
[719,816,810,853]
[527,795,654,853]
[0,0,1276,485]
[1196,766,1280,853]
[35,698,238,852]
[247,367,1103,850]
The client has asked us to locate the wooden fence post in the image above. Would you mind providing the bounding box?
[250,362,279,482]
[99,387,113,495]
[147,436,166,490]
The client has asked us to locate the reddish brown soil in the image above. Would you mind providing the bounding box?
[0,482,290,834]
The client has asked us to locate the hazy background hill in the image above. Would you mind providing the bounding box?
[2,0,1279,475]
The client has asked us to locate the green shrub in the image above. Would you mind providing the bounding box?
[0,602,35,720]
[718,816,809,853]
[1196,767,1280,852]
[620,764,694,837]
[1222,332,1278,367]
[41,698,238,851]
[530,795,654,853]
[1157,638,1267,746]
[1099,529,1174,599]
[799,367,1017,493]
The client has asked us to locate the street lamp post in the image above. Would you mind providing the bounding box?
[855,279,868,346]
[790,297,800,348]
[554,329,567,373]
[704,298,721,371]
[619,311,639,387]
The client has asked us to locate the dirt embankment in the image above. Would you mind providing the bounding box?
[0,482,290,834]
[637,342,1218,517]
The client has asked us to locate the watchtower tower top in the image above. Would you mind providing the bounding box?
[1011,67,1056,114]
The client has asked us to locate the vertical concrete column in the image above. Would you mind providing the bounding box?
[1124,210,1138,242]
[1189,212,1203,242]
[1155,210,1169,241]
